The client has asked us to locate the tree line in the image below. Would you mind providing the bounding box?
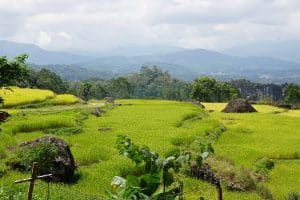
[2,54,300,105]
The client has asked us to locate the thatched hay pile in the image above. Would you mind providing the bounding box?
[222,99,257,113]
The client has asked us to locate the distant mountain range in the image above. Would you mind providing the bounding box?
[0,40,91,65]
[225,39,300,63]
[1,40,300,83]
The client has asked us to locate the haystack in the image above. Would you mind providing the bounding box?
[222,99,257,113]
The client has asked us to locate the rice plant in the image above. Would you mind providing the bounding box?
[50,94,78,105]
[11,117,75,134]
[0,87,54,108]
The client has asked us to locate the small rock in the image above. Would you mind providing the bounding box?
[98,127,112,132]
[104,97,114,104]
[0,111,9,123]
[91,108,104,117]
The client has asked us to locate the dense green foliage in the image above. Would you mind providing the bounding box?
[110,77,132,99]
[107,135,190,199]
[22,68,68,94]
[127,66,191,100]
[0,54,29,124]
[191,77,238,102]
[12,143,58,174]
[231,79,285,102]
[284,83,300,104]
[0,54,28,88]
[285,192,300,200]
[78,82,92,101]
[68,67,192,101]
[17,63,300,103]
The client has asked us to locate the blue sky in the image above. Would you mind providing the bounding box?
[1,0,300,51]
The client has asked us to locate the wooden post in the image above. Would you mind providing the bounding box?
[217,185,223,200]
[28,162,38,200]
[15,162,52,200]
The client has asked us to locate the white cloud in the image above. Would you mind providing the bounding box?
[0,0,300,51]
[37,31,51,46]
[57,32,72,40]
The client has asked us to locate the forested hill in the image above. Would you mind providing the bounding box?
[2,40,300,83]
[78,49,300,83]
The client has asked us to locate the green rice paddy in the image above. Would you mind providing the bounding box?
[0,91,299,199]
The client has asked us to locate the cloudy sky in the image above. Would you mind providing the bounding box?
[1,0,300,52]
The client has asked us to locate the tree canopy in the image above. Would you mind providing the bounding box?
[191,77,238,102]
[284,83,300,104]
[0,54,28,88]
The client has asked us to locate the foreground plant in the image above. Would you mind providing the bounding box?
[107,135,190,200]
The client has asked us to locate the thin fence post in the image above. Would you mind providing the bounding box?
[217,184,223,200]
[28,162,38,200]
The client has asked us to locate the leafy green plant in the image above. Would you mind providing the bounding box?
[255,157,275,175]
[7,143,58,175]
[195,143,214,166]
[107,135,189,199]
[22,143,58,174]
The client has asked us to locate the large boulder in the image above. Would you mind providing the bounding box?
[222,99,257,113]
[19,136,76,183]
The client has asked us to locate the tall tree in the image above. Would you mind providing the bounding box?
[110,77,131,98]
[79,82,92,101]
[191,77,218,102]
[127,66,191,100]
[35,68,68,93]
[0,54,28,87]
[0,54,29,124]
[284,83,300,104]
[192,77,237,102]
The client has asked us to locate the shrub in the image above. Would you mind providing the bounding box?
[8,143,58,175]
[256,184,273,200]
[171,136,195,147]
[22,143,58,174]
[232,167,257,191]
[285,192,300,200]
[108,135,188,199]
[255,157,275,175]
[209,157,258,191]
